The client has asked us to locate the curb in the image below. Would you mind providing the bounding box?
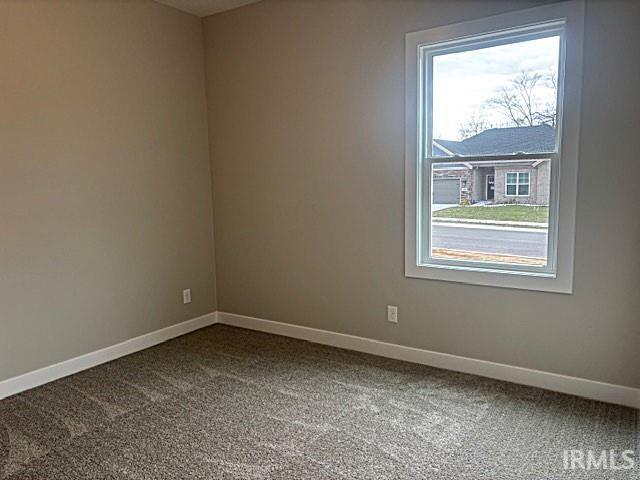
[433,217,548,229]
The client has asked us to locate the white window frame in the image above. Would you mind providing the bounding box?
[404,1,584,294]
[505,172,530,197]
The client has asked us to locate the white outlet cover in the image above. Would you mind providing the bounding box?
[182,289,192,304]
[387,305,398,323]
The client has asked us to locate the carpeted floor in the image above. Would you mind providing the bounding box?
[1,325,638,479]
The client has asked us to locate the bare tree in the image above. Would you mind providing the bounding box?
[485,70,557,127]
[535,71,558,126]
[458,113,492,139]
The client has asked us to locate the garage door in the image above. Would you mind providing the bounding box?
[433,178,460,204]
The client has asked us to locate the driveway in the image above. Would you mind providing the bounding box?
[432,224,548,258]
[432,204,457,212]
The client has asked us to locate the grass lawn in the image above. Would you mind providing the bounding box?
[433,205,549,223]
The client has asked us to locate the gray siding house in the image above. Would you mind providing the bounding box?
[432,125,553,205]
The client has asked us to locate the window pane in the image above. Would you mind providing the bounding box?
[428,159,550,266]
[506,173,517,184]
[519,172,530,185]
[431,36,560,157]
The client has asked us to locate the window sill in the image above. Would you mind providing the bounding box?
[405,262,572,294]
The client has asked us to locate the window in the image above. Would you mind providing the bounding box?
[506,172,529,196]
[405,1,584,293]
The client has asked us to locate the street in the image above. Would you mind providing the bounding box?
[432,223,548,258]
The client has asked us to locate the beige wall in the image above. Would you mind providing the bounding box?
[204,0,640,388]
[1,0,637,391]
[0,0,216,381]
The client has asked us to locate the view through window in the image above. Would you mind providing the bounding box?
[426,33,560,269]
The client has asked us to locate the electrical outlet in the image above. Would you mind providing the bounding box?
[387,305,398,323]
[182,288,192,304]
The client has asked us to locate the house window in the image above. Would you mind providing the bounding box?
[405,2,584,293]
[506,172,530,196]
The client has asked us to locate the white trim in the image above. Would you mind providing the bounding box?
[432,140,456,156]
[0,312,217,400]
[532,159,547,167]
[217,312,640,409]
[432,165,467,171]
[405,1,584,294]
[3,310,637,409]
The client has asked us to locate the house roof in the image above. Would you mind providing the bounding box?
[433,125,555,157]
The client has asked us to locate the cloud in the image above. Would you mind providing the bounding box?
[432,36,560,140]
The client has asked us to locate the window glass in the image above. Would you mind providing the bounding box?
[424,31,561,269]
[405,2,584,293]
[431,36,560,158]
[430,161,550,266]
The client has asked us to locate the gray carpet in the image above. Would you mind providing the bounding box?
[1,324,638,479]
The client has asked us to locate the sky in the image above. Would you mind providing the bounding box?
[432,36,560,141]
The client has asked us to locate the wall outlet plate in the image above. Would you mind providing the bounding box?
[182,288,192,304]
[387,305,398,323]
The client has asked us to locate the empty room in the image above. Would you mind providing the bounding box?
[1,0,638,478]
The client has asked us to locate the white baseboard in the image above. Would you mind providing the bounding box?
[3,310,637,409]
[0,312,217,400]
[216,311,640,409]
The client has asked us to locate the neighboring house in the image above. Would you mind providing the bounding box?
[432,125,554,205]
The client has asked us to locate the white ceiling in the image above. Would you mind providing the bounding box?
[155,0,262,17]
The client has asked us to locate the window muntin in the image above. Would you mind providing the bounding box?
[506,172,530,196]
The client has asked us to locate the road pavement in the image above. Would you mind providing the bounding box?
[432,223,548,258]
